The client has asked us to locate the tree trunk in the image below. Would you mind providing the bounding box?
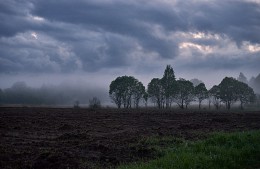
[227,101,231,110]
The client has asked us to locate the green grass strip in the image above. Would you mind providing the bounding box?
[118,131,260,169]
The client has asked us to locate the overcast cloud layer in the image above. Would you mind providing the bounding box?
[1,0,260,89]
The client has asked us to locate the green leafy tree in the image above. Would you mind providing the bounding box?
[109,76,145,108]
[109,76,127,108]
[218,77,255,110]
[148,78,164,109]
[219,77,238,110]
[235,81,255,110]
[209,85,221,110]
[194,83,208,109]
[122,76,136,108]
[161,65,176,108]
[132,81,145,108]
[174,78,194,109]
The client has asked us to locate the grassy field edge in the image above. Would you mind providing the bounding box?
[117,130,260,169]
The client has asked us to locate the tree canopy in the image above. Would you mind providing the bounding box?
[148,78,164,109]
[194,83,208,109]
[161,65,176,108]
[209,85,221,110]
[174,78,194,109]
[109,76,145,108]
[219,77,255,110]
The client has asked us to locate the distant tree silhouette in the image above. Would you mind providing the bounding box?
[255,74,260,93]
[74,100,80,108]
[249,74,260,94]
[148,78,164,109]
[194,83,208,109]
[190,78,204,87]
[237,72,248,84]
[174,78,194,109]
[89,97,101,109]
[161,65,176,108]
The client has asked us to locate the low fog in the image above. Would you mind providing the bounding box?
[0,71,259,107]
[0,72,119,106]
[0,77,110,106]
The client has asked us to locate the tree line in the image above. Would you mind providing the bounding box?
[109,65,256,110]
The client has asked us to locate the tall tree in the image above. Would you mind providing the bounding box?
[109,76,140,108]
[161,65,176,108]
[194,83,208,109]
[132,81,145,108]
[235,81,255,109]
[109,76,124,108]
[174,78,194,109]
[209,85,221,110]
[123,76,136,108]
[219,77,238,110]
[148,78,164,109]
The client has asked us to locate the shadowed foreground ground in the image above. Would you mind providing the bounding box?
[0,107,259,169]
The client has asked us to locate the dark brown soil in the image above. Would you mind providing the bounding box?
[0,107,259,169]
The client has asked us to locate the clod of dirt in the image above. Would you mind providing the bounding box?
[211,117,231,123]
[33,152,79,169]
[58,124,74,130]
[178,123,203,130]
[57,132,87,140]
[89,143,110,153]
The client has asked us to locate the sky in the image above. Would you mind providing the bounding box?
[1,0,260,91]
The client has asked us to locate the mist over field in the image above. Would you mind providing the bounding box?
[0,71,259,107]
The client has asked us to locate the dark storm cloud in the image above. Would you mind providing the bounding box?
[176,53,260,72]
[30,0,181,58]
[0,0,34,37]
[177,0,260,44]
[0,0,260,74]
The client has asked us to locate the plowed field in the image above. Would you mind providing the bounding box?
[0,107,259,169]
